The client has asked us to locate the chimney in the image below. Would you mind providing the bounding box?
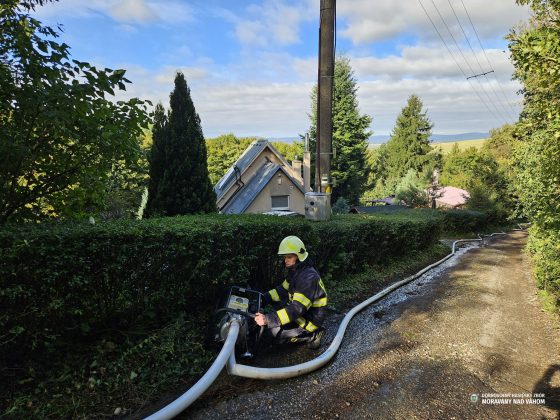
[292,156,303,181]
[303,134,311,192]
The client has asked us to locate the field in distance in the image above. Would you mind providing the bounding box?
[369,138,488,154]
[431,138,487,154]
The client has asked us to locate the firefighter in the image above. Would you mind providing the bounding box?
[255,235,327,349]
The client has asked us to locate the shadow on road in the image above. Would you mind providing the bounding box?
[533,364,560,415]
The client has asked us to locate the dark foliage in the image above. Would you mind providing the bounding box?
[145,73,216,216]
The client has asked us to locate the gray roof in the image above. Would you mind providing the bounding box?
[214,139,292,201]
[349,205,409,214]
[221,162,305,214]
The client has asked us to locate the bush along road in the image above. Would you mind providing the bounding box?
[185,231,560,419]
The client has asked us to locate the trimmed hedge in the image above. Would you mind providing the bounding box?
[433,208,490,233]
[0,213,444,364]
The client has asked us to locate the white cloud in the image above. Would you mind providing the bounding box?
[110,0,157,23]
[32,0,192,24]
[149,1,193,24]
[118,23,139,33]
[113,64,315,137]
[235,21,267,47]
[338,0,531,44]
[113,52,522,139]
[350,45,514,82]
[227,0,315,47]
[357,77,522,134]
[32,0,528,137]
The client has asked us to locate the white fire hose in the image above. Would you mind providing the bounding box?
[147,228,525,419]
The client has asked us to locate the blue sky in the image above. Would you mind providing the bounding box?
[33,0,531,138]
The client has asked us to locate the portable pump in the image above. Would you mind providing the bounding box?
[209,286,264,358]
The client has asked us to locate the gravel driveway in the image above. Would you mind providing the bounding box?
[182,231,560,419]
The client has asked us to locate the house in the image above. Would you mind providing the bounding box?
[214,139,311,215]
[435,186,470,208]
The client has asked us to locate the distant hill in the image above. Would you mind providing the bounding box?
[370,132,489,144]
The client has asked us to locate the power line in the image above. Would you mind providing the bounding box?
[417,0,504,124]
[446,0,517,121]
[429,0,510,125]
[459,0,519,117]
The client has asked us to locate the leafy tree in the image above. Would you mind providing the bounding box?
[145,72,216,216]
[205,134,303,185]
[440,146,512,216]
[508,1,560,221]
[0,0,151,224]
[271,141,304,166]
[308,57,372,204]
[464,182,506,222]
[382,94,436,193]
[481,124,521,215]
[205,135,255,185]
[101,135,150,219]
[508,0,560,229]
[482,124,517,166]
[440,147,504,189]
[144,104,168,217]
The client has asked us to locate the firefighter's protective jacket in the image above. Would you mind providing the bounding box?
[264,259,327,332]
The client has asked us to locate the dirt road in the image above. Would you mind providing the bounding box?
[186,231,560,419]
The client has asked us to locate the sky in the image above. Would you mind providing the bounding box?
[33,0,532,138]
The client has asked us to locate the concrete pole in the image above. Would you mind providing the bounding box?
[316,0,335,193]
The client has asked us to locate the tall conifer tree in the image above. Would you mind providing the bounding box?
[145,72,216,216]
[308,57,372,205]
[383,94,434,190]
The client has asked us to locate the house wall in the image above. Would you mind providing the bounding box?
[245,172,305,214]
[217,150,291,210]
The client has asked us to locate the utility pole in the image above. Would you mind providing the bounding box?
[315,0,335,193]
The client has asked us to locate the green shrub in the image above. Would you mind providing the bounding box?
[0,213,442,367]
[436,209,490,233]
[465,183,508,224]
[395,169,430,208]
[331,197,350,215]
[527,225,560,307]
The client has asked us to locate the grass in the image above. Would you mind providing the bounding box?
[2,314,215,419]
[431,138,487,154]
[439,220,526,240]
[368,138,488,153]
[328,243,450,311]
[537,290,559,316]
